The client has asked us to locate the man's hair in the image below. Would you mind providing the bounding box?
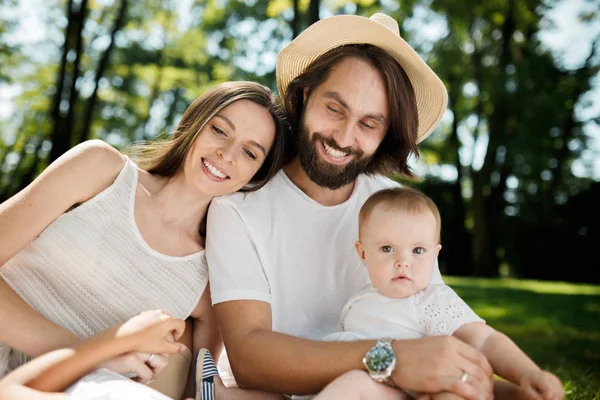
[358,187,441,241]
[283,44,419,178]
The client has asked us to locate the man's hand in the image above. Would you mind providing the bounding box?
[392,336,494,400]
[520,369,564,400]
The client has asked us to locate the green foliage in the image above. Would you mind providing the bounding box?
[0,0,598,281]
[447,276,600,399]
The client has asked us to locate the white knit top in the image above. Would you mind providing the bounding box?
[0,157,208,375]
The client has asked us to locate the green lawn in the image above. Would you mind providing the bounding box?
[445,277,600,400]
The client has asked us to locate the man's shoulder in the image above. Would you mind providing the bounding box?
[359,173,401,193]
[211,171,285,212]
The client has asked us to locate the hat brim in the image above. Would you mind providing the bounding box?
[276,15,448,143]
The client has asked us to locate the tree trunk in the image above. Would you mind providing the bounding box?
[48,0,88,163]
[79,0,128,144]
[291,0,300,38]
[308,0,320,26]
[446,75,472,276]
[471,0,515,277]
[142,59,164,141]
[48,0,75,163]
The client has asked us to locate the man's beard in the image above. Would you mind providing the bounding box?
[297,120,372,190]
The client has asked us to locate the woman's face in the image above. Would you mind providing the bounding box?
[184,99,276,197]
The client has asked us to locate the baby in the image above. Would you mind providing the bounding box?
[324,186,564,400]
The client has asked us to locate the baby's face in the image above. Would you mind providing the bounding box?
[356,207,441,299]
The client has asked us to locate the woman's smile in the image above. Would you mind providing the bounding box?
[201,157,230,181]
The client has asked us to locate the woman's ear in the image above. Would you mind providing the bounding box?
[355,241,366,264]
[303,88,309,105]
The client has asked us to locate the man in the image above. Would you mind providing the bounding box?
[206,13,493,400]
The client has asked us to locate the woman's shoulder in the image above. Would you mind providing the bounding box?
[73,139,126,167]
[52,140,128,203]
[66,140,126,177]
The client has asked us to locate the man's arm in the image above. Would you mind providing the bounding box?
[215,300,494,399]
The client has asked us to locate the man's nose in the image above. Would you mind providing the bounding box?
[332,121,355,149]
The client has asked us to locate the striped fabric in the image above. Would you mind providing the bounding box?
[195,349,219,400]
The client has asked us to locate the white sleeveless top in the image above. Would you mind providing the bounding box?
[0,157,208,375]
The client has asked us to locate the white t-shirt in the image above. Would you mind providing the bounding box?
[206,170,443,384]
[323,283,484,342]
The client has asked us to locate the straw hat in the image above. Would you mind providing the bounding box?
[276,13,448,143]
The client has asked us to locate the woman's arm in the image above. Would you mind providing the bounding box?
[0,140,126,355]
[182,285,223,397]
[190,286,223,361]
[0,310,186,400]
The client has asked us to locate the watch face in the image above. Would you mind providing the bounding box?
[365,347,395,372]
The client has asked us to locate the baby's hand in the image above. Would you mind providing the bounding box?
[520,369,564,400]
[115,309,187,355]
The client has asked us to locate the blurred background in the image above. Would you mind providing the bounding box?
[1,0,599,284]
[0,1,599,397]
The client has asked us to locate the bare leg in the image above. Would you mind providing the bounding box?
[314,370,409,400]
[493,379,535,400]
[213,375,285,399]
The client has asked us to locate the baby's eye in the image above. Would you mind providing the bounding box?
[381,246,392,253]
[413,247,425,255]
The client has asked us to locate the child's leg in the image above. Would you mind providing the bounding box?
[314,370,409,400]
[493,380,533,400]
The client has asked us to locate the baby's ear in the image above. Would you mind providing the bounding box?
[355,241,366,264]
[435,244,442,257]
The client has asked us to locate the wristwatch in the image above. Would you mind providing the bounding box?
[363,338,396,387]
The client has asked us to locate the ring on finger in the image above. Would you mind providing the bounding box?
[146,353,155,365]
[146,379,154,385]
[123,371,138,379]
[460,371,469,383]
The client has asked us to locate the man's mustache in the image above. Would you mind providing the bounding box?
[311,133,364,158]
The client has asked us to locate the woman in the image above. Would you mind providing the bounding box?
[0,81,290,399]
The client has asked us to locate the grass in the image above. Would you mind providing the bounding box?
[445,276,600,400]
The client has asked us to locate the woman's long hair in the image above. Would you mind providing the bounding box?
[127,81,290,192]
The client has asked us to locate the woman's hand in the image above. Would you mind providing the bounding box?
[115,309,187,355]
[96,310,187,383]
[96,352,157,383]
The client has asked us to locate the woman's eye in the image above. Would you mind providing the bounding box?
[244,149,257,160]
[381,246,392,253]
[212,126,226,136]
[413,247,425,255]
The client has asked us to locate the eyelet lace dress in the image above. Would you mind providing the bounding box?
[324,283,484,342]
